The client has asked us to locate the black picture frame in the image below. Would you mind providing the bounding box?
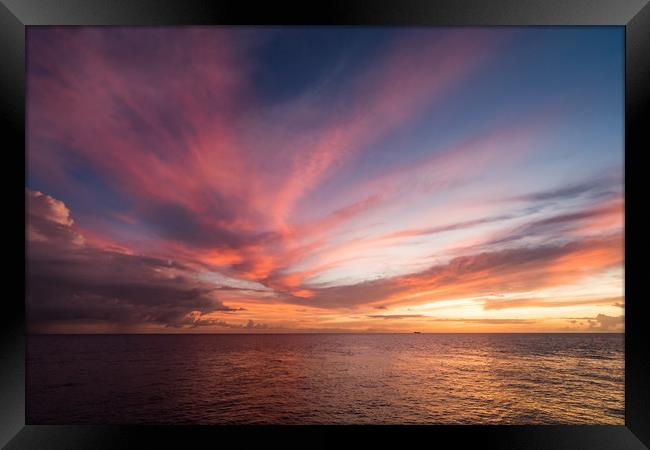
[2,0,648,448]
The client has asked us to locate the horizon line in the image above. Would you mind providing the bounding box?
[27,331,625,336]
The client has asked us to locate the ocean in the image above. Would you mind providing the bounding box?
[26,333,624,424]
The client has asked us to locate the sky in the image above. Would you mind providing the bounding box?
[26,26,624,333]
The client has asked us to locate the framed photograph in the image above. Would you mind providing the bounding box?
[3,0,649,448]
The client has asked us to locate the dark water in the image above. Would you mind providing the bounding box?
[27,333,624,424]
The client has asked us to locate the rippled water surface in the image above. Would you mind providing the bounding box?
[27,333,624,424]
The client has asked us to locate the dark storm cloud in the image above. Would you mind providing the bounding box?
[26,189,84,249]
[26,189,241,331]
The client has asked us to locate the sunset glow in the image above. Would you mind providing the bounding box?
[26,27,624,333]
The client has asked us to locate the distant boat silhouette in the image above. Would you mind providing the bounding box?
[413,331,421,334]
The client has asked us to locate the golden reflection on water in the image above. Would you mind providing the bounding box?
[27,333,624,424]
